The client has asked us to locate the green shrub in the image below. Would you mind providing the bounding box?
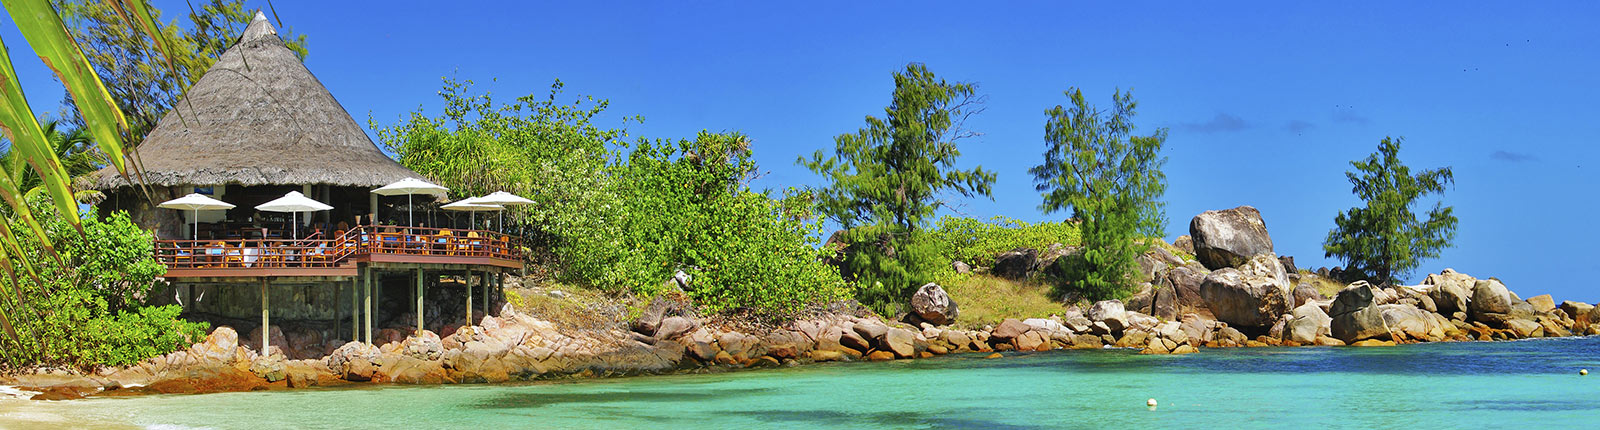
[834,225,947,316]
[928,215,1081,267]
[3,196,208,369]
[560,132,851,316]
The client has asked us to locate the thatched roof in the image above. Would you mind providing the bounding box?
[90,13,420,190]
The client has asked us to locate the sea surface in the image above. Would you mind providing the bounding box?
[3,336,1598,429]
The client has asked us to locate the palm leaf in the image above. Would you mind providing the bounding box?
[2,0,130,186]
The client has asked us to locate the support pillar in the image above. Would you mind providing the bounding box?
[483,271,490,316]
[415,268,424,334]
[466,270,474,325]
[363,266,373,344]
[350,278,359,342]
[260,278,270,354]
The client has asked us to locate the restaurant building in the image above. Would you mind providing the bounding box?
[88,13,516,356]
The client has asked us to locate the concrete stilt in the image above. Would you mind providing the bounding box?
[363,266,373,345]
[260,278,270,354]
[415,268,424,334]
[350,278,359,342]
[466,270,474,325]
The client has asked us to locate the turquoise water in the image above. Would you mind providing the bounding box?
[7,337,1599,429]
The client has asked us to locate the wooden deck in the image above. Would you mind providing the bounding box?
[155,225,522,278]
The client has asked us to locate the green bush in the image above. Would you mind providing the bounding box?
[834,225,947,316]
[927,215,1081,267]
[3,196,208,369]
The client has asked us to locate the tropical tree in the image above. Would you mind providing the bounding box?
[1029,88,1168,300]
[0,0,177,367]
[799,63,995,312]
[1324,137,1457,285]
[54,0,309,142]
[2,120,98,197]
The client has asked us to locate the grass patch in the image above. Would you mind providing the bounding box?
[505,280,638,330]
[943,274,1071,329]
[1299,273,1347,299]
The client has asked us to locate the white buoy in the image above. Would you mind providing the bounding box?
[1147,398,1158,407]
[1582,369,1589,376]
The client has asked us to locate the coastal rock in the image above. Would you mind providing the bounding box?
[1152,282,1178,320]
[1023,318,1066,333]
[1329,281,1391,342]
[1525,295,1556,314]
[852,319,889,341]
[1287,302,1332,344]
[326,341,383,381]
[1188,206,1274,270]
[249,356,287,382]
[884,328,917,358]
[1173,235,1195,254]
[1087,301,1128,333]
[1292,283,1323,306]
[1167,266,1208,312]
[993,319,1031,340]
[838,324,872,353]
[1017,331,1050,351]
[1469,280,1512,318]
[1199,255,1291,328]
[655,316,697,340]
[1558,301,1593,321]
[1506,318,1541,338]
[910,283,959,325]
[402,330,443,361]
[1379,304,1445,341]
[952,260,972,274]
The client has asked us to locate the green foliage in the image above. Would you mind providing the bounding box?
[1029,88,1169,301]
[799,63,995,312]
[1,120,98,197]
[374,77,630,241]
[1323,137,1457,285]
[377,80,848,316]
[572,132,850,316]
[55,0,311,141]
[927,215,1082,267]
[801,63,994,232]
[2,196,206,369]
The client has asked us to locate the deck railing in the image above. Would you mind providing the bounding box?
[154,225,521,270]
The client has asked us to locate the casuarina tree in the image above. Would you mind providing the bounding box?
[799,63,994,312]
[1029,88,1168,300]
[1324,136,1457,285]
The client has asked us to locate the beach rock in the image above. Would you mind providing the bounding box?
[1558,301,1593,321]
[1525,295,1556,314]
[993,248,1040,280]
[1087,300,1128,332]
[1287,303,1332,344]
[910,283,959,325]
[884,328,917,358]
[1216,326,1248,346]
[1063,316,1093,333]
[1329,281,1391,342]
[993,319,1031,340]
[1017,331,1050,351]
[249,356,287,382]
[1293,283,1323,306]
[246,325,289,355]
[1124,312,1159,332]
[655,316,697,340]
[852,319,889,341]
[1023,318,1065,333]
[1469,280,1512,318]
[1151,282,1178,320]
[838,325,872,353]
[1200,255,1291,328]
[1167,266,1208,311]
[1506,318,1541,338]
[1379,304,1445,341]
[401,331,443,361]
[1189,206,1274,270]
[867,350,897,361]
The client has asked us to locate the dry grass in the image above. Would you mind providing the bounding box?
[504,280,638,331]
[1298,273,1347,299]
[943,274,1071,329]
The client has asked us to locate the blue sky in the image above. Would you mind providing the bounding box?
[5,2,1597,301]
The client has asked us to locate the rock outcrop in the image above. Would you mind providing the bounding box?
[910,283,958,325]
[1200,254,1292,328]
[1188,206,1274,270]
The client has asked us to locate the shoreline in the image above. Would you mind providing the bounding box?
[6,267,1596,401]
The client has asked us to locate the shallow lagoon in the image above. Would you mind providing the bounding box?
[6,337,1598,429]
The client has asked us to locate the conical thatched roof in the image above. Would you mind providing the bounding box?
[90,13,419,190]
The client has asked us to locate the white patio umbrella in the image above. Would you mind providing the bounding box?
[474,191,534,232]
[255,191,333,239]
[157,193,235,246]
[441,197,503,231]
[372,178,448,227]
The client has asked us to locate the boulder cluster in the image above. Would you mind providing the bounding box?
[8,204,1597,400]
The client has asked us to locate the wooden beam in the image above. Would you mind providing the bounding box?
[466,269,474,325]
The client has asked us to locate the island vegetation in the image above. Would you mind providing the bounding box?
[3,1,1585,393]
